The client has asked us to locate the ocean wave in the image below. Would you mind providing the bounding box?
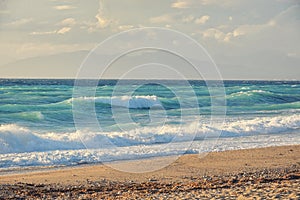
[222,114,300,135]
[1,134,299,169]
[229,90,273,97]
[0,114,299,154]
[12,111,44,121]
[228,102,300,113]
[0,124,84,153]
[227,89,300,105]
[0,111,44,122]
[71,95,162,109]
[0,123,198,154]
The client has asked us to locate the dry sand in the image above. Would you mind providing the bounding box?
[0,145,299,199]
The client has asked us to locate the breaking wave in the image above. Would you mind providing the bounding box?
[71,95,162,109]
[1,114,299,154]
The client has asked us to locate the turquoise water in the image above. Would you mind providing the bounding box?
[0,79,299,168]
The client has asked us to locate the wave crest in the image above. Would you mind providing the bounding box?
[71,95,162,109]
[0,114,299,154]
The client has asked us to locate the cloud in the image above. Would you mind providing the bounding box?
[95,14,110,28]
[96,0,111,28]
[171,0,210,9]
[53,5,76,10]
[171,0,240,9]
[201,15,278,42]
[195,15,210,24]
[87,0,114,32]
[13,42,93,60]
[118,25,134,31]
[30,30,57,36]
[182,15,195,23]
[57,27,71,34]
[150,14,173,24]
[202,28,232,42]
[171,1,189,8]
[201,22,270,42]
[30,27,71,35]
[58,18,76,26]
[224,5,299,42]
[181,15,210,24]
[6,18,33,26]
[232,20,275,37]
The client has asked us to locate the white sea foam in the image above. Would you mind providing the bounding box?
[229,90,272,97]
[0,124,84,154]
[0,133,299,169]
[0,114,299,156]
[222,114,300,135]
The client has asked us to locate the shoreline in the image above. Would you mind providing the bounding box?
[1,132,299,175]
[1,144,299,181]
[0,143,298,176]
[0,145,299,199]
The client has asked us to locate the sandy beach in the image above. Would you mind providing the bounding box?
[0,145,299,199]
[1,0,300,198]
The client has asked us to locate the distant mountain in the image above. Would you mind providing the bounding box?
[0,51,90,78]
[5,49,295,80]
[0,49,213,79]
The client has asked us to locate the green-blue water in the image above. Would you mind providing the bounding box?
[0,79,299,168]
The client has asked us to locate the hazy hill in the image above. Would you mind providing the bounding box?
[0,51,89,78]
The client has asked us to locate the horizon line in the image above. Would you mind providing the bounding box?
[0,78,299,81]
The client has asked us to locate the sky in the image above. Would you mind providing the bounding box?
[0,0,299,79]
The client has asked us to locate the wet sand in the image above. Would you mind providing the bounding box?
[0,145,299,199]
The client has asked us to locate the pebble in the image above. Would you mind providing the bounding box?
[0,166,299,199]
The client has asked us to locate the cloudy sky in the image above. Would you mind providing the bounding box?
[0,0,299,79]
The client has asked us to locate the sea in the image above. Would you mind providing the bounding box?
[0,79,299,171]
